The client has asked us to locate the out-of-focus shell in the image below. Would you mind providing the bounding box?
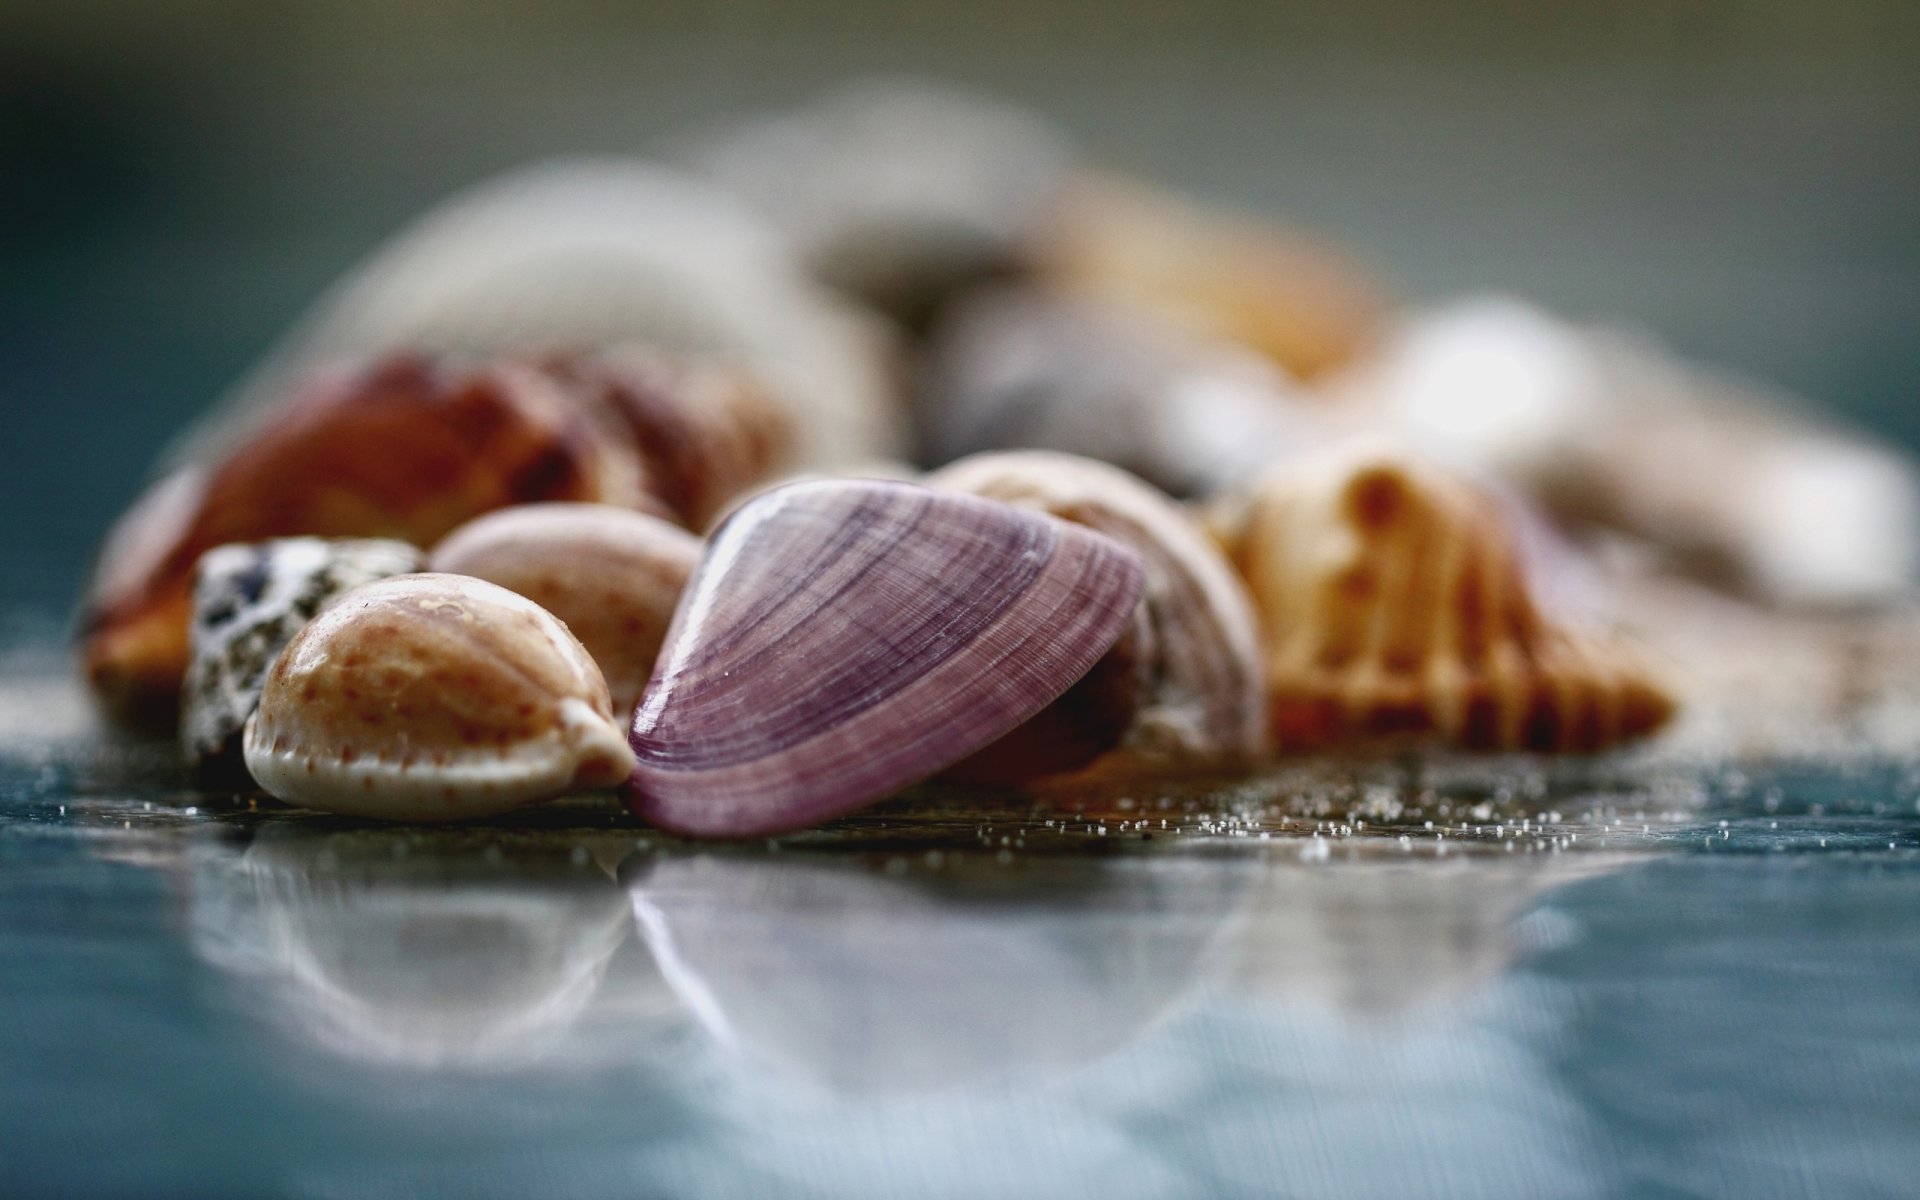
[920,287,1331,497]
[80,354,641,730]
[929,451,1266,778]
[1331,296,1920,606]
[429,504,701,719]
[543,346,794,531]
[193,826,632,1068]
[242,574,635,820]
[680,77,1076,327]
[178,159,903,474]
[1031,173,1386,382]
[1209,443,1677,753]
[622,480,1145,838]
[181,537,424,774]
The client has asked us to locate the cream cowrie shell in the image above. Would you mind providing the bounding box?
[243,574,634,821]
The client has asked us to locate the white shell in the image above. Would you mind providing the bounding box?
[681,77,1074,316]
[242,574,634,821]
[173,159,903,474]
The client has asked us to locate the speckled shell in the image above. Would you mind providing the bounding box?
[79,354,643,731]
[429,504,702,719]
[543,347,795,532]
[930,451,1268,779]
[622,479,1146,837]
[1031,172,1385,382]
[242,574,635,821]
[920,287,1330,498]
[181,537,424,773]
[1209,443,1677,753]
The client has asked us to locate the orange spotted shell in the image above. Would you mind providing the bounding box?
[1210,443,1677,753]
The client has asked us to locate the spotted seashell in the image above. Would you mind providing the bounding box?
[1209,443,1677,753]
[242,574,635,821]
[79,353,643,731]
[1031,172,1386,382]
[429,504,702,719]
[621,480,1146,837]
[181,537,423,775]
[929,451,1267,780]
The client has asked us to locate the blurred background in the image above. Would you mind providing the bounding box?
[3,0,1917,617]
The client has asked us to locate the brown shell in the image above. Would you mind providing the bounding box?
[428,503,702,719]
[79,354,645,730]
[930,451,1268,780]
[541,347,795,532]
[1030,172,1386,382]
[1209,443,1677,753]
[242,573,634,821]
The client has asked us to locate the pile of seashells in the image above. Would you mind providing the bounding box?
[76,79,1920,836]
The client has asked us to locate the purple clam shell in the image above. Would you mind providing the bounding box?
[622,479,1146,836]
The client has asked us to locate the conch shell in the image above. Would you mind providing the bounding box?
[1209,443,1677,753]
[80,354,642,730]
[542,346,794,532]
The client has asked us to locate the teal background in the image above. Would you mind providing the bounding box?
[4,0,1917,614]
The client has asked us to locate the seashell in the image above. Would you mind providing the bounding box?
[428,504,702,719]
[621,479,1146,837]
[181,537,424,775]
[679,76,1076,328]
[1030,172,1386,382]
[541,346,795,531]
[243,574,635,821]
[177,159,904,474]
[920,286,1332,497]
[79,353,642,731]
[929,451,1267,779]
[1209,442,1677,753]
[1333,296,1920,606]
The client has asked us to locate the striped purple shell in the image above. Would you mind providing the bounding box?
[622,479,1145,836]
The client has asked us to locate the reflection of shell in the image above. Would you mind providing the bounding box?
[622,480,1145,837]
[920,287,1329,497]
[929,452,1267,778]
[243,574,635,821]
[80,355,642,730]
[181,537,423,773]
[429,504,701,719]
[192,827,633,1069]
[182,159,903,473]
[626,852,1244,1093]
[1210,444,1677,753]
[1032,172,1385,382]
[682,77,1075,327]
